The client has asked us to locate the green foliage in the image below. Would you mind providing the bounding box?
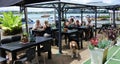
[98,39,110,49]
[22,32,28,36]
[116,35,120,42]
[98,15,110,18]
[0,12,22,35]
[89,39,110,50]
[89,43,95,50]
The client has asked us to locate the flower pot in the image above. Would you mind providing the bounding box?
[116,38,120,46]
[89,48,108,64]
[21,35,28,44]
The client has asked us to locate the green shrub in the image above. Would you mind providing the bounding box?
[0,12,22,35]
[98,15,110,18]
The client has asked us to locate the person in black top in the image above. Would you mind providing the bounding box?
[43,21,52,37]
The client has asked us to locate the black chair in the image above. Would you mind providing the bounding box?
[14,47,38,64]
[1,38,12,44]
[68,34,80,49]
[32,30,45,36]
[12,35,21,42]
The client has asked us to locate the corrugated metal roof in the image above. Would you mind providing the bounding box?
[26,1,94,8]
[26,1,120,10]
[86,2,120,9]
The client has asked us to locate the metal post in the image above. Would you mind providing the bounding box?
[94,7,97,36]
[61,4,66,20]
[81,9,83,22]
[54,9,56,22]
[113,9,116,27]
[65,9,67,19]
[62,10,64,20]
[58,2,62,53]
[65,9,69,20]
[24,6,29,34]
[0,29,1,46]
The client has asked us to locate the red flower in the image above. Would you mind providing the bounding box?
[90,37,98,46]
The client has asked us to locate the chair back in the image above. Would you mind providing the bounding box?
[1,38,12,44]
[12,35,21,42]
[26,47,36,62]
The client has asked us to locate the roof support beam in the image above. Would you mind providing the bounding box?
[57,2,62,54]
[24,6,29,34]
[81,9,83,22]
[61,4,66,19]
[94,7,97,36]
[64,8,69,19]
[113,8,116,27]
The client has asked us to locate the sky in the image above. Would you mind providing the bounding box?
[0,0,120,12]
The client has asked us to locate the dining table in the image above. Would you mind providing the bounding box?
[67,26,94,49]
[56,29,78,48]
[0,36,53,64]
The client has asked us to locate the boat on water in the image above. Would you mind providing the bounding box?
[41,14,50,18]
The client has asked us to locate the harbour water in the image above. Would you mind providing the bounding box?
[1,13,120,28]
[26,13,120,28]
[27,13,110,24]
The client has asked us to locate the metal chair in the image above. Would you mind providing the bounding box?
[14,47,39,64]
[68,34,80,49]
[1,38,12,44]
[11,35,21,42]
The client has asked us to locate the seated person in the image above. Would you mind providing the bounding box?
[75,20,81,27]
[68,18,75,27]
[32,20,44,30]
[32,20,44,36]
[81,21,86,26]
[63,21,69,28]
[87,19,93,27]
[43,21,52,37]
[86,19,94,39]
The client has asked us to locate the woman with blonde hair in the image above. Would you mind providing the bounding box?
[43,20,50,29]
[32,20,43,30]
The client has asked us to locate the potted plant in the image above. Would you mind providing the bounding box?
[116,35,120,46]
[21,33,29,44]
[89,34,110,64]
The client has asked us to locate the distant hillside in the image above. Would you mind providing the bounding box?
[67,9,109,13]
[0,9,109,14]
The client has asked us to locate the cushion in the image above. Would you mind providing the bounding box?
[1,38,12,44]
[12,35,21,42]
